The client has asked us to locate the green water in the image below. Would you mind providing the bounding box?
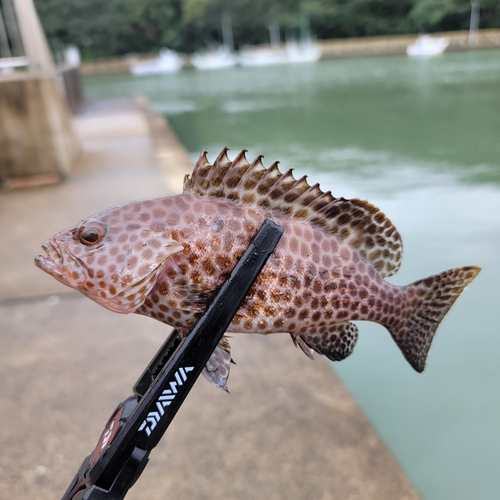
[85,50,500,499]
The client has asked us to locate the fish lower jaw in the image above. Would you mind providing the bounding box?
[35,254,65,281]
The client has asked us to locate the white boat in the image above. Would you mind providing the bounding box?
[190,11,238,71]
[239,16,321,67]
[129,49,184,76]
[238,45,286,67]
[190,46,237,70]
[239,41,321,67]
[406,35,449,57]
[284,40,322,63]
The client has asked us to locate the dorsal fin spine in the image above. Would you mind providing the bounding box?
[231,149,247,165]
[184,150,210,192]
[214,147,230,165]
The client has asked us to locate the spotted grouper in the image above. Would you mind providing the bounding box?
[35,148,480,390]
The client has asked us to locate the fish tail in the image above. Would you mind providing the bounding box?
[387,266,480,372]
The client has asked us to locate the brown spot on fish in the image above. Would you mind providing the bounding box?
[264,305,276,317]
[142,248,154,260]
[191,270,202,284]
[289,237,299,253]
[202,259,215,276]
[324,310,333,320]
[312,279,323,294]
[289,276,301,290]
[270,289,281,303]
[298,309,309,320]
[153,208,166,219]
[312,311,321,322]
[138,264,150,276]
[243,193,256,204]
[215,254,231,268]
[274,318,284,329]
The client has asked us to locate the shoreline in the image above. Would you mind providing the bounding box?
[80,28,500,76]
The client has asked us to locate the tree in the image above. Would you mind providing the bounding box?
[33,0,500,60]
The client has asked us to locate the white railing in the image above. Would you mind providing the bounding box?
[0,55,27,68]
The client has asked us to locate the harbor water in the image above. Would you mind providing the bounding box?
[85,50,500,499]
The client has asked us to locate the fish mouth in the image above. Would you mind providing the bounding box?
[35,239,69,284]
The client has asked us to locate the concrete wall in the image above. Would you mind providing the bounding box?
[0,73,80,181]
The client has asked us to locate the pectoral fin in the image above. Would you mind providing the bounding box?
[202,336,233,392]
[294,322,359,362]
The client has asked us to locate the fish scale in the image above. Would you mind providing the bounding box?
[36,148,480,391]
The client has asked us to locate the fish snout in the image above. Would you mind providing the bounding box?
[35,238,86,285]
[35,241,65,280]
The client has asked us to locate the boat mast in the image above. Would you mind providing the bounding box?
[221,10,234,52]
[469,1,480,46]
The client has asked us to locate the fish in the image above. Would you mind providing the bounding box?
[35,148,480,390]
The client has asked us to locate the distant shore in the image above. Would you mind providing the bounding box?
[81,28,500,76]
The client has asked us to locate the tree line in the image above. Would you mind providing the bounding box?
[34,0,500,60]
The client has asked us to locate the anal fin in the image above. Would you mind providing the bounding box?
[202,336,233,391]
[295,322,359,362]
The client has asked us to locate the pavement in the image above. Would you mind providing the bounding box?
[0,98,420,499]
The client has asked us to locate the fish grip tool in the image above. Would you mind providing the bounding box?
[61,218,284,500]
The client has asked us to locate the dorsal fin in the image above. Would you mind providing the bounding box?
[184,148,402,277]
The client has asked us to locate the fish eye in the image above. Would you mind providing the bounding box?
[77,223,106,246]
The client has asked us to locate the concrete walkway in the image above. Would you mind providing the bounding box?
[0,98,420,499]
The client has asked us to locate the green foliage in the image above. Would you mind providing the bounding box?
[33,0,500,60]
[409,0,470,31]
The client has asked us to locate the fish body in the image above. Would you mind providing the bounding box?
[36,149,480,389]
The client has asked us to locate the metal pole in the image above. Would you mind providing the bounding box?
[12,0,55,75]
[0,6,12,58]
[221,11,234,52]
[2,0,23,56]
[469,1,480,46]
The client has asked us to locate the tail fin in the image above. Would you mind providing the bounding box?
[388,266,480,372]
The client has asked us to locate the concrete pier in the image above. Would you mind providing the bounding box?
[0,0,80,183]
[0,73,79,181]
[0,98,420,499]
